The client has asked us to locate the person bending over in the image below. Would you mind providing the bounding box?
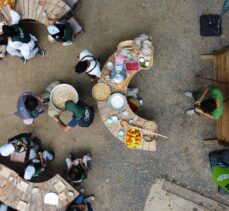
[75,49,101,82]
[24,150,54,180]
[54,100,94,132]
[185,85,224,119]
[15,92,45,125]
[2,6,44,64]
[0,133,33,157]
[66,193,95,211]
[47,23,73,46]
[65,153,92,184]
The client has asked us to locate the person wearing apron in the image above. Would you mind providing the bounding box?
[75,49,101,82]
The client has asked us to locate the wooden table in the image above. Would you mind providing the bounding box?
[0,164,79,210]
[96,40,158,151]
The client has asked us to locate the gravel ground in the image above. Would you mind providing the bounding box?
[0,0,229,210]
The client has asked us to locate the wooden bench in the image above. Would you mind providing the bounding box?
[0,164,79,210]
[201,46,229,145]
[0,0,83,38]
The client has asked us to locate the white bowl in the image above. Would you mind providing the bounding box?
[108,93,127,111]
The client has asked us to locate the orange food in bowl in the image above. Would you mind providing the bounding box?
[125,128,142,149]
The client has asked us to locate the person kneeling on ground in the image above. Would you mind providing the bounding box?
[15,92,45,125]
[0,133,34,157]
[75,49,101,82]
[185,85,224,120]
[47,23,73,46]
[66,193,95,211]
[65,153,92,184]
[24,150,54,180]
[209,149,229,194]
[54,100,94,132]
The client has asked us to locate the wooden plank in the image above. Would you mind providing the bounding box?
[200,54,216,60]
[28,0,35,19]
[23,0,29,19]
[162,180,229,211]
[32,0,39,20]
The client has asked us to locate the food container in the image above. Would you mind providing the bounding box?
[125,128,142,149]
[50,84,78,112]
[142,121,158,142]
[108,93,127,111]
[92,82,111,101]
[124,60,140,72]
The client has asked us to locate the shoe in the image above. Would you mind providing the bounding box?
[84,196,95,204]
[63,41,73,46]
[186,109,195,115]
[20,57,26,64]
[38,46,45,56]
[185,91,193,98]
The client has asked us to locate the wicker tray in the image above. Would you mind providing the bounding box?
[92,82,111,101]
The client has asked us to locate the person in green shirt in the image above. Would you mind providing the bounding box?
[185,85,224,120]
[54,100,94,132]
[209,149,229,194]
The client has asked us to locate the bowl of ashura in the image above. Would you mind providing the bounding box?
[92,82,111,101]
[50,84,78,112]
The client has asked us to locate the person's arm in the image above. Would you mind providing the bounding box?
[195,87,209,105]
[54,115,72,132]
[6,4,21,25]
[195,108,214,119]
[38,152,45,168]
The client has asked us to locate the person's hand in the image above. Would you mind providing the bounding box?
[195,100,201,105]
[195,108,203,114]
[54,115,60,122]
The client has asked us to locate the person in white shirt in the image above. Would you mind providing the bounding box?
[2,6,44,64]
[75,49,101,82]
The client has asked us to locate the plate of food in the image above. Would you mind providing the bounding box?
[125,128,142,149]
[92,82,111,101]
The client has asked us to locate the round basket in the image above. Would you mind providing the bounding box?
[50,84,78,112]
[92,82,111,101]
[142,121,158,142]
[125,127,142,149]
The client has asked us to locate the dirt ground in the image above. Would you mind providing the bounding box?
[0,0,229,210]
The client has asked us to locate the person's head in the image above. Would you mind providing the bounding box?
[24,96,38,112]
[67,167,82,182]
[2,25,17,38]
[200,99,216,114]
[75,61,89,74]
[47,24,60,35]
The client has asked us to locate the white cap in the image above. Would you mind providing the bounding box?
[47,25,60,35]
[0,143,15,156]
[23,118,34,125]
[24,165,36,180]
